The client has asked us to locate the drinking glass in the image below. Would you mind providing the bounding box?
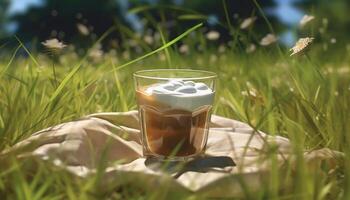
[134,69,217,160]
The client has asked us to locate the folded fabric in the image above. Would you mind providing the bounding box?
[2,111,342,198]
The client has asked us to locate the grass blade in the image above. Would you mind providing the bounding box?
[114,23,203,71]
[48,27,116,102]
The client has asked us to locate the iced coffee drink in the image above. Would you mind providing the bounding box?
[134,69,216,160]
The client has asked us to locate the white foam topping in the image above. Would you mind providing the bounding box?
[144,80,214,111]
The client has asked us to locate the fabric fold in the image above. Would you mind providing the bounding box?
[1,110,342,198]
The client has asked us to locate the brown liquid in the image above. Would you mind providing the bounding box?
[136,90,211,157]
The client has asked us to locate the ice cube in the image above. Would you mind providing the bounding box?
[162,83,176,91]
[184,81,195,86]
[151,88,165,94]
[169,80,184,88]
[195,83,209,90]
[175,86,196,93]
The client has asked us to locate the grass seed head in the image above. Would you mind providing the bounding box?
[41,38,67,55]
[246,44,256,53]
[260,34,278,46]
[290,37,314,56]
[300,15,315,27]
[240,16,257,29]
[77,23,90,36]
[206,30,220,41]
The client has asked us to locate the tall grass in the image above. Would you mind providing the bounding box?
[0,1,349,199]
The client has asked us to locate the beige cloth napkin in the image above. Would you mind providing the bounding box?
[3,111,342,198]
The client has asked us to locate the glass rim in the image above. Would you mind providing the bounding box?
[133,69,217,81]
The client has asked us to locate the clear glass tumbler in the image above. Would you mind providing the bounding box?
[134,69,217,160]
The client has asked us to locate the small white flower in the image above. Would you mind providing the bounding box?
[259,34,278,46]
[315,116,319,121]
[179,44,189,54]
[300,15,315,27]
[290,37,314,56]
[240,17,257,29]
[42,38,66,50]
[337,66,350,74]
[218,44,226,53]
[77,23,89,36]
[209,54,217,63]
[246,44,256,53]
[89,44,103,61]
[122,51,130,60]
[241,89,258,97]
[206,30,220,41]
[143,35,154,45]
[330,38,337,44]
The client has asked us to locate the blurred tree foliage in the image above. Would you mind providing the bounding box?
[0,0,10,38]
[5,0,276,47]
[9,0,126,48]
[129,0,278,42]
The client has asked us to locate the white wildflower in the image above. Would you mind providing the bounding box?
[330,38,337,44]
[77,23,89,36]
[206,30,220,41]
[143,35,154,45]
[241,89,258,97]
[290,37,314,56]
[299,15,315,27]
[337,66,350,74]
[315,115,319,121]
[42,38,67,53]
[179,44,189,54]
[89,44,103,61]
[246,44,256,53]
[240,16,257,29]
[218,44,226,53]
[210,54,218,63]
[122,51,130,60]
[259,34,278,46]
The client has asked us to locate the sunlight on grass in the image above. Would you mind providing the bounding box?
[0,1,349,199]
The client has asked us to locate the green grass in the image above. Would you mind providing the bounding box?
[1,7,350,200]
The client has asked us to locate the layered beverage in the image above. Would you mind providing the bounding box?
[136,80,215,158]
